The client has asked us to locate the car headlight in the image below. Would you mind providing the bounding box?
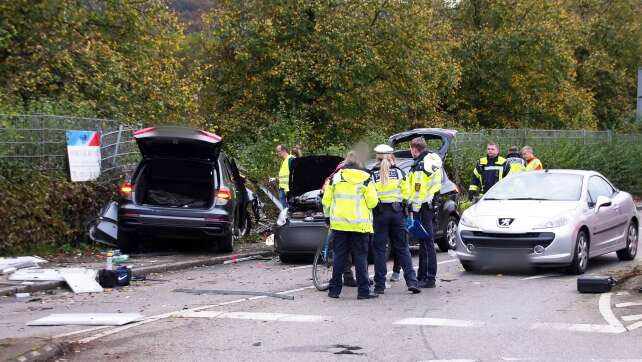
[534,215,570,229]
[276,208,289,227]
[460,212,479,228]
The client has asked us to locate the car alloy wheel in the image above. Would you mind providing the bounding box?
[577,233,588,271]
[628,224,638,256]
[447,218,458,249]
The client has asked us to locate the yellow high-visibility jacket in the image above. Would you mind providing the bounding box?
[526,158,543,171]
[322,168,379,233]
[408,153,442,213]
[370,165,409,204]
[278,155,295,191]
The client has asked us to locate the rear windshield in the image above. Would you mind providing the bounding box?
[484,173,583,201]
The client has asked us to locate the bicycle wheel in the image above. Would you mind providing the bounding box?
[312,234,333,291]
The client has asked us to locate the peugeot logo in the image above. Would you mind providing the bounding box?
[498,218,515,227]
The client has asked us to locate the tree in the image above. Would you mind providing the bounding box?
[198,0,460,149]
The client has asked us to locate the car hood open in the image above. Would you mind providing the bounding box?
[289,156,343,197]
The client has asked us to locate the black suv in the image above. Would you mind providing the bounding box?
[117,127,253,253]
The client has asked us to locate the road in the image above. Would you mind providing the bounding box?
[2,243,642,362]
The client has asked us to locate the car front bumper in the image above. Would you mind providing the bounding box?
[455,223,576,267]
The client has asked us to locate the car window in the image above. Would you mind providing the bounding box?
[219,158,232,183]
[393,137,444,157]
[483,173,583,201]
[587,176,614,206]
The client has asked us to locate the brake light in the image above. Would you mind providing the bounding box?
[133,127,156,136]
[199,130,223,142]
[215,187,232,200]
[120,182,133,198]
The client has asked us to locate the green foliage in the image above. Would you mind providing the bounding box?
[0,165,114,255]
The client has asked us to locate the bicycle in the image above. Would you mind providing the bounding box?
[312,231,333,291]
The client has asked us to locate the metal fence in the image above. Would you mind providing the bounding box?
[0,114,140,183]
[452,128,642,149]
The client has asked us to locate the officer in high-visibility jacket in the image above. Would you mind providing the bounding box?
[505,145,526,174]
[469,142,511,199]
[275,144,295,208]
[322,154,379,300]
[370,144,420,295]
[521,145,544,171]
[407,137,442,289]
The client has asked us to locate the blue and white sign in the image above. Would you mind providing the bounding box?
[66,130,102,182]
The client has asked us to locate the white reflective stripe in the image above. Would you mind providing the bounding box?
[354,185,363,222]
[279,176,289,179]
[378,190,402,197]
[333,194,359,200]
[485,166,503,171]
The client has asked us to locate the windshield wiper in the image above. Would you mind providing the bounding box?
[505,197,551,201]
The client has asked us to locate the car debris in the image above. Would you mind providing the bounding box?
[173,288,295,300]
[27,313,144,326]
[9,268,103,294]
[0,256,47,275]
[577,275,616,293]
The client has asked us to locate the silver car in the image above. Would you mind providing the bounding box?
[456,170,639,274]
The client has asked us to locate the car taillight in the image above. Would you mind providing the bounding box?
[215,187,232,200]
[120,182,133,199]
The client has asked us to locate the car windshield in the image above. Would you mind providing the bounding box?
[483,173,583,201]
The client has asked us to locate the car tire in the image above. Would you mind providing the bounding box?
[616,221,638,261]
[117,230,138,253]
[217,233,234,253]
[567,229,589,275]
[437,215,458,252]
[460,261,475,272]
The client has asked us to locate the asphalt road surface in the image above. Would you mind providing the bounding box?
[2,240,642,362]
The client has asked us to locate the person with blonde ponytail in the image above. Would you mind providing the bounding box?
[369,145,420,295]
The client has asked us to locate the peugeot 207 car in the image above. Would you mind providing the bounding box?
[274,155,343,262]
[455,170,639,274]
[367,128,461,252]
[117,127,255,253]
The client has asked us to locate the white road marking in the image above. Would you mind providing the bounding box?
[285,265,312,271]
[616,291,631,296]
[626,321,642,331]
[599,293,627,331]
[175,311,327,323]
[615,302,642,308]
[438,259,459,265]
[530,322,625,334]
[394,318,484,328]
[622,314,642,322]
[75,285,316,344]
[520,273,563,280]
[419,360,477,362]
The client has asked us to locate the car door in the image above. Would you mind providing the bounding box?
[587,176,620,254]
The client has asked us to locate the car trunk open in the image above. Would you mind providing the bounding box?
[135,159,215,209]
[288,155,343,214]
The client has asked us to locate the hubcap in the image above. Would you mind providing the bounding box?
[578,235,588,270]
[447,220,457,249]
[628,224,638,255]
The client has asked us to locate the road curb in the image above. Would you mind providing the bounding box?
[3,340,66,362]
[0,249,273,297]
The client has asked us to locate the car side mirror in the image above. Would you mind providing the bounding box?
[595,195,612,213]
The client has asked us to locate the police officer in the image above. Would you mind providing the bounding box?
[408,138,442,289]
[469,142,511,200]
[370,144,420,295]
[275,144,295,208]
[322,152,379,299]
[505,145,526,174]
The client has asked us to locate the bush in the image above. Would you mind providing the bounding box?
[0,166,114,255]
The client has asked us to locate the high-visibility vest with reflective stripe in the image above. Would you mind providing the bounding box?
[278,155,294,191]
[408,165,442,213]
[469,156,508,194]
[371,166,408,203]
[506,156,526,174]
[526,158,543,171]
[321,168,379,233]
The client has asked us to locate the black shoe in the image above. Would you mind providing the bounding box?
[418,280,436,288]
[357,293,379,300]
[328,292,340,298]
[343,278,357,287]
[374,287,385,295]
[408,286,421,294]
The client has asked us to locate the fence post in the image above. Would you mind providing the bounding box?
[582,130,586,145]
[112,124,124,168]
[607,129,612,145]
